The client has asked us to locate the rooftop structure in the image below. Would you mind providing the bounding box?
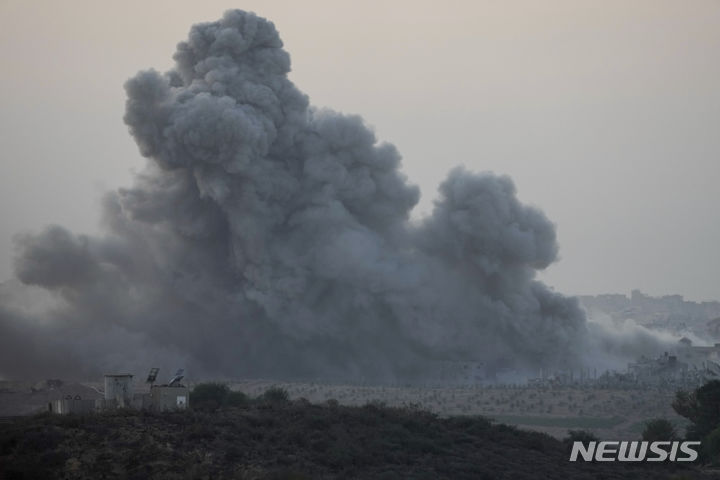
[49,368,189,415]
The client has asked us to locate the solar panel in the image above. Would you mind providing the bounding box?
[146,367,159,384]
[168,368,185,386]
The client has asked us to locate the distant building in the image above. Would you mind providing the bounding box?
[675,340,720,369]
[628,351,688,384]
[579,290,720,342]
[49,395,96,414]
[102,374,134,408]
[49,369,190,415]
[149,385,189,411]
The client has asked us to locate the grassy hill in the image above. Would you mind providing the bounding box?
[0,399,707,479]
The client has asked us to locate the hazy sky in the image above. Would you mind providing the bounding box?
[1,1,718,301]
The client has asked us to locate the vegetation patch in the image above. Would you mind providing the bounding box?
[0,385,707,480]
[490,414,626,429]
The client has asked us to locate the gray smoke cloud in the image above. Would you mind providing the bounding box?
[0,10,669,381]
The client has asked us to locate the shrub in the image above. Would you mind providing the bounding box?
[17,427,65,453]
[190,382,249,411]
[260,387,290,404]
[700,426,720,465]
[673,380,720,440]
[562,429,598,452]
[265,470,312,480]
[226,390,250,407]
[641,418,677,442]
[190,383,230,411]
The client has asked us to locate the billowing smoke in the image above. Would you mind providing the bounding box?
[0,10,670,381]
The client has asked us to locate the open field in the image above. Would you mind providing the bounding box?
[228,380,686,440]
[0,378,687,441]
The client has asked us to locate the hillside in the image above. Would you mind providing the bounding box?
[0,400,708,480]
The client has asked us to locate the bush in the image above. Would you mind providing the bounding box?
[641,418,677,442]
[672,380,720,464]
[226,390,250,407]
[190,382,249,411]
[264,470,312,480]
[190,383,230,411]
[562,429,598,450]
[260,386,290,404]
[18,427,65,452]
[701,426,720,465]
[673,380,720,440]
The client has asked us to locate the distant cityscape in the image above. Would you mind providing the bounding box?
[579,290,720,340]
[432,291,720,389]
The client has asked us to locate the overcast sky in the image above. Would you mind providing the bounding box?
[1,0,718,301]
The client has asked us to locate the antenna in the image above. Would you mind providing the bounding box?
[146,368,159,386]
[168,368,184,387]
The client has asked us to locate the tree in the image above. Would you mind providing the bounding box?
[641,418,677,442]
[701,426,720,465]
[672,380,720,440]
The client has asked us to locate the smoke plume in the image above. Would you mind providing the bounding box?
[0,10,667,381]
